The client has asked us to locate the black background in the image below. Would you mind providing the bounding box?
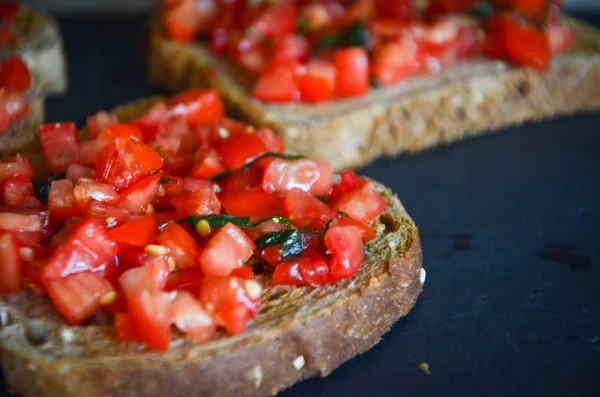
[2,13,600,397]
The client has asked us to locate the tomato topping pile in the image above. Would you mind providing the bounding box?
[0,55,32,136]
[0,89,387,351]
[161,0,576,104]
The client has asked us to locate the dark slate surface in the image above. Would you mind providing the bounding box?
[2,13,600,397]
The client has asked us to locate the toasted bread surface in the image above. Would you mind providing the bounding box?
[9,7,67,96]
[0,100,424,397]
[148,13,600,170]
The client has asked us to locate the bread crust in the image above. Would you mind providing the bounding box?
[147,13,600,170]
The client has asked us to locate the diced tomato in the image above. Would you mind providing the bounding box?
[334,47,369,98]
[182,178,220,193]
[512,0,550,22]
[159,175,184,202]
[189,148,226,179]
[198,223,255,277]
[229,34,268,73]
[21,196,43,211]
[245,218,289,242]
[108,214,158,248]
[45,272,115,325]
[0,212,41,233]
[47,179,81,226]
[299,59,336,103]
[329,213,376,243]
[282,188,334,230]
[331,181,387,223]
[194,117,249,148]
[95,137,163,190]
[210,4,237,53]
[549,24,577,55]
[199,276,261,334]
[119,256,170,299]
[39,123,80,174]
[78,140,101,167]
[150,117,196,154]
[372,37,421,86]
[294,251,330,286]
[41,218,118,281]
[219,189,281,219]
[215,132,269,170]
[66,164,95,183]
[504,17,551,70]
[0,3,19,23]
[165,268,204,295]
[325,226,365,280]
[272,261,304,286]
[255,127,284,154]
[261,158,333,196]
[170,291,216,342]
[117,174,161,214]
[114,313,142,342]
[229,266,253,280]
[73,181,119,208]
[0,232,22,296]
[96,124,144,150]
[85,200,133,228]
[130,102,170,142]
[248,2,297,39]
[166,89,224,128]
[426,0,478,18]
[86,111,119,139]
[3,90,30,120]
[0,154,33,183]
[171,185,221,217]
[128,290,174,351]
[271,34,309,65]
[223,168,263,192]
[0,55,31,91]
[162,0,216,42]
[2,175,33,206]
[330,170,363,202]
[376,0,413,20]
[157,222,202,269]
[252,66,301,103]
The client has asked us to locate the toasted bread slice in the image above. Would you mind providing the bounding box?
[0,97,423,397]
[0,90,44,157]
[8,6,67,96]
[148,12,600,170]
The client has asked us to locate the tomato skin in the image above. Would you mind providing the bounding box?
[119,256,170,299]
[272,261,304,286]
[45,272,115,325]
[190,148,226,179]
[41,218,118,281]
[219,189,281,219]
[39,123,80,174]
[108,214,158,248]
[0,154,33,183]
[329,213,376,243]
[2,175,34,207]
[167,89,225,127]
[157,222,202,269]
[73,181,119,208]
[198,223,255,277]
[325,226,365,280]
[170,291,216,342]
[171,186,221,217]
[282,188,334,230]
[299,60,336,103]
[334,47,369,98]
[117,174,161,214]
[0,232,22,296]
[261,158,333,197]
[0,55,31,91]
[215,132,268,170]
[128,290,174,352]
[199,276,262,334]
[331,181,387,223]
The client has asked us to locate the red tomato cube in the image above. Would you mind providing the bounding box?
[299,59,336,103]
[198,223,255,277]
[157,222,202,270]
[331,181,387,223]
[282,188,334,230]
[128,290,175,351]
[119,256,170,299]
[166,89,225,127]
[261,158,333,196]
[0,232,22,296]
[39,123,80,174]
[334,47,369,98]
[325,226,365,280]
[219,189,281,219]
[108,214,158,248]
[170,291,216,342]
[171,186,221,217]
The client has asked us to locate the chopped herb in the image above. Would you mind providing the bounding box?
[312,35,339,57]
[185,214,294,232]
[209,152,304,181]
[344,22,371,49]
[160,175,179,184]
[255,230,303,258]
[31,173,66,205]
[468,1,495,19]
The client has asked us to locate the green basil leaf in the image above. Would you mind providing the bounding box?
[31,173,66,205]
[311,35,339,57]
[160,175,179,184]
[343,22,371,49]
[186,214,252,230]
[249,216,293,228]
[468,1,495,19]
[209,152,304,181]
[255,230,303,258]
